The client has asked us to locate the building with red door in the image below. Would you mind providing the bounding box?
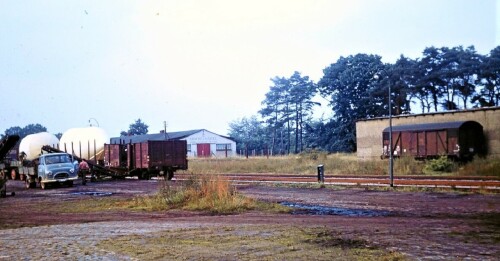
[110,129,237,158]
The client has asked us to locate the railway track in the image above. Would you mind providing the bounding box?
[175,173,500,189]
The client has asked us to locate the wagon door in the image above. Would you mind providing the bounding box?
[417,131,426,157]
[426,131,438,156]
[436,130,447,156]
[407,132,418,157]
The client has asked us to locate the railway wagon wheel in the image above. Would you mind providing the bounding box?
[166,169,174,181]
[138,171,151,180]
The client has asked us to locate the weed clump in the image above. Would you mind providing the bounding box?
[458,157,500,177]
[423,156,456,173]
[134,174,286,214]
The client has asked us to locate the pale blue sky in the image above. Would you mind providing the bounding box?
[1,0,498,137]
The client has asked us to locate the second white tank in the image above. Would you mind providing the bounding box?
[59,127,109,160]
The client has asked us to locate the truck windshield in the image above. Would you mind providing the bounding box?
[45,155,72,164]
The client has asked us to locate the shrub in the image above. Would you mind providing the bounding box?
[423,156,455,173]
[133,174,285,214]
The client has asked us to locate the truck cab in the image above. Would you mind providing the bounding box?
[28,153,78,189]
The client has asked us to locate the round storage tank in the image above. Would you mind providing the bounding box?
[19,132,59,160]
[60,127,109,160]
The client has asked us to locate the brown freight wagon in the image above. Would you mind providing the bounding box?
[104,140,188,180]
[382,121,486,160]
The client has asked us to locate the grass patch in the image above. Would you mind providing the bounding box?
[182,153,427,176]
[131,174,289,214]
[57,175,289,214]
[182,153,500,178]
[97,225,406,260]
[458,156,500,177]
[449,213,500,245]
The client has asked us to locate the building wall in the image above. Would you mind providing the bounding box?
[356,107,500,159]
[182,130,236,157]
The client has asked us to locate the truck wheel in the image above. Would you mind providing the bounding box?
[10,169,18,180]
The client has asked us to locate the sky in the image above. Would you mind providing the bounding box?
[0,0,498,137]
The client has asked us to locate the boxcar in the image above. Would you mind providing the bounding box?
[104,140,188,180]
[382,121,485,160]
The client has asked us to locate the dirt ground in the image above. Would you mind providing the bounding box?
[0,178,499,260]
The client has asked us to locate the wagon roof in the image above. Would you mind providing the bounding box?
[382,121,481,132]
[110,129,204,144]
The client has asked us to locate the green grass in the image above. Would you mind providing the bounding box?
[458,157,500,177]
[182,153,425,175]
[97,226,407,260]
[56,175,290,214]
[181,153,500,177]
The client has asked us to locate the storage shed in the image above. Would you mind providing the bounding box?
[110,129,236,158]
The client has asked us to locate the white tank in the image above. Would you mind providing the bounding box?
[19,132,59,160]
[60,127,109,160]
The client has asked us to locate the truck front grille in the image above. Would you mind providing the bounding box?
[54,173,69,179]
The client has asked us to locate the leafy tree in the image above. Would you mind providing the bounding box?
[452,46,481,109]
[475,46,500,106]
[120,119,149,136]
[2,124,47,139]
[318,54,385,152]
[259,72,318,154]
[416,46,448,112]
[289,71,319,153]
[259,76,291,154]
[228,116,269,154]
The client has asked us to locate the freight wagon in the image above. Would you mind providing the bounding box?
[104,140,188,180]
[382,121,486,160]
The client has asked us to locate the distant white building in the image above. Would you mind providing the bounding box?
[110,129,236,158]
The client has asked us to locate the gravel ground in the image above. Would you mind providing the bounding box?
[0,221,214,260]
[0,179,499,260]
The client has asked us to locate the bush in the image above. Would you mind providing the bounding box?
[424,156,455,173]
[133,174,271,214]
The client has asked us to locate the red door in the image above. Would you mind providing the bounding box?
[197,144,211,157]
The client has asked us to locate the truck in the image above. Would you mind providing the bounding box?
[23,152,79,189]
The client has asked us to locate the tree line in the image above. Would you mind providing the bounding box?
[228,45,500,154]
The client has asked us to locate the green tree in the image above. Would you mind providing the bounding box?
[289,71,319,153]
[475,46,500,106]
[259,76,291,155]
[2,124,47,139]
[121,119,149,136]
[260,72,318,154]
[318,54,385,152]
[228,116,269,155]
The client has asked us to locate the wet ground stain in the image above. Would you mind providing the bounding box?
[280,202,390,217]
[70,191,113,197]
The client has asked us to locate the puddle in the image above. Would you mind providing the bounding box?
[70,191,113,197]
[280,202,390,217]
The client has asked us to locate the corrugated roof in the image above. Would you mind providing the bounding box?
[382,121,481,132]
[110,129,204,144]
